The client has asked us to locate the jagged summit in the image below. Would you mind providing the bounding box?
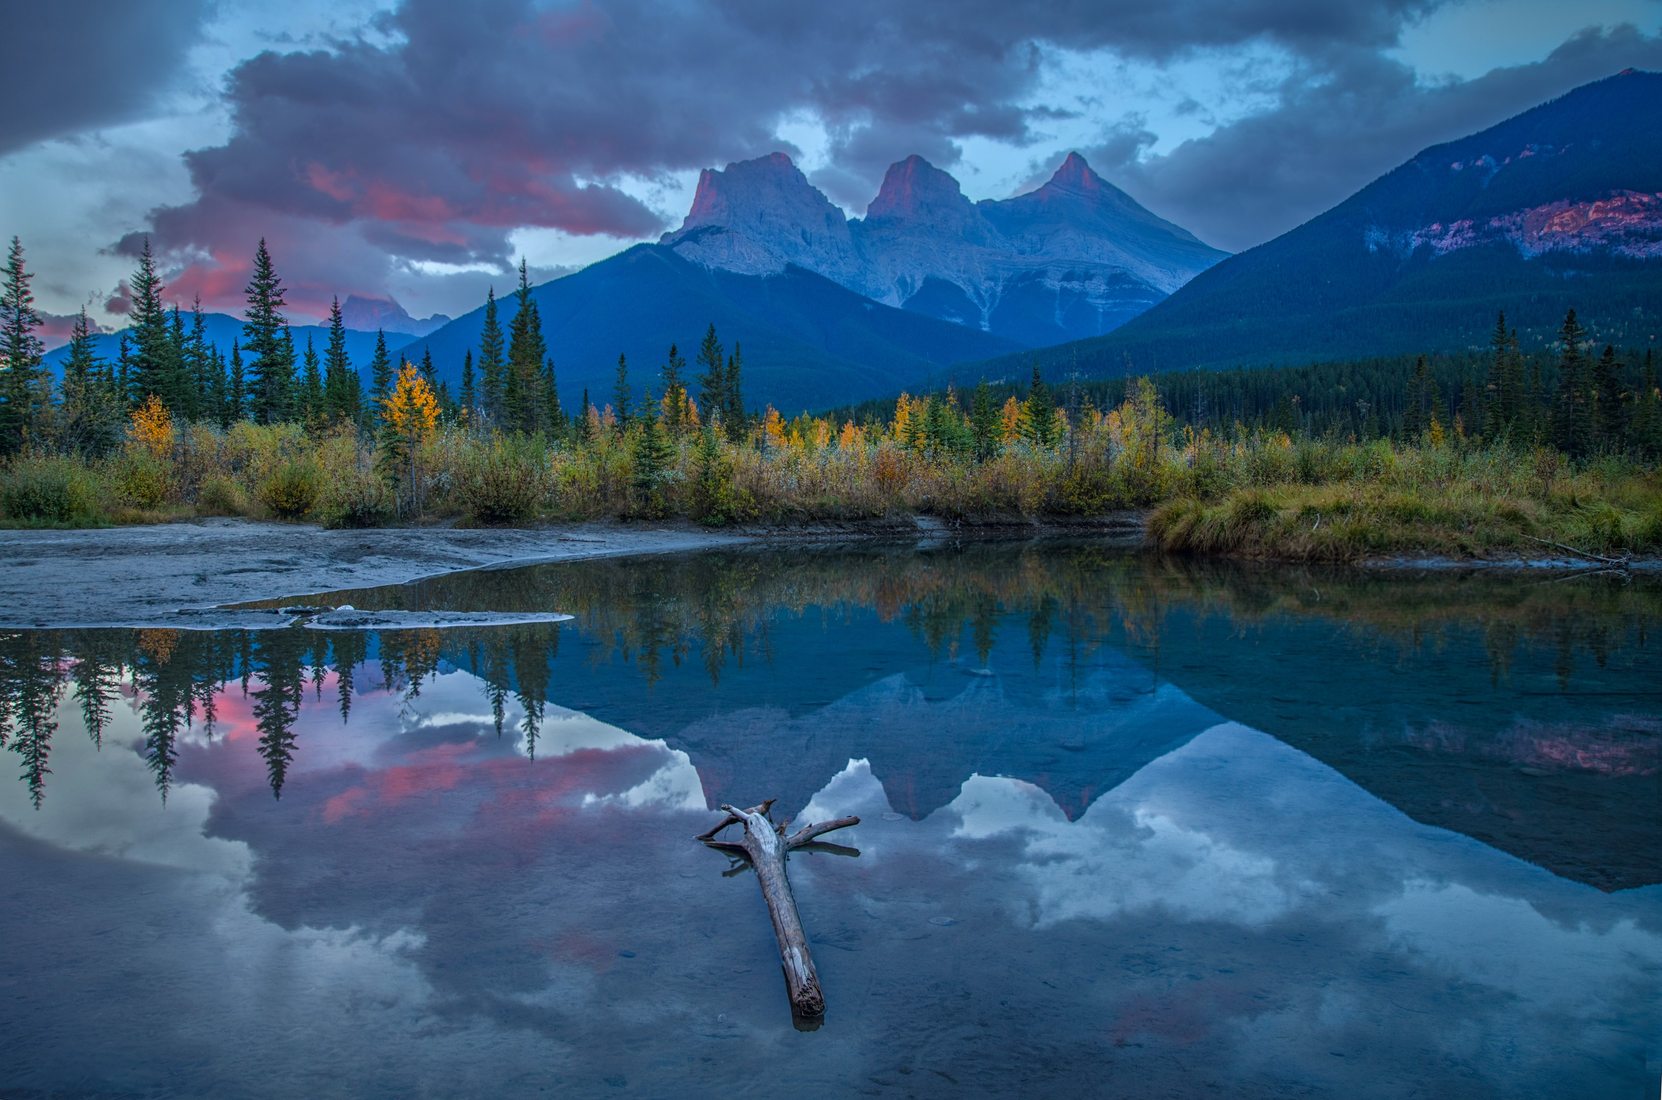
[865,155,973,222]
[1044,151,1102,194]
[340,294,450,337]
[664,148,1226,345]
[663,152,862,282]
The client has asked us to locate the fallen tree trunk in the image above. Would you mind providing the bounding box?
[697,801,859,1021]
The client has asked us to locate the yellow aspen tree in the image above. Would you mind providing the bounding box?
[130,394,174,459]
[762,406,787,449]
[891,392,912,442]
[379,362,440,515]
[999,395,1023,445]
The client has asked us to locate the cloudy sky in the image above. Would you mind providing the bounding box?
[5,0,1661,333]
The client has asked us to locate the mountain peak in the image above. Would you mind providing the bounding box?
[683,152,813,224]
[340,294,450,337]
[664,151,860,280]
[866,155,971,222]
[1044,152,1103,195]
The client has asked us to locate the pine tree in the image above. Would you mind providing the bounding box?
[723,343,746,441]
[0,236,46,454]
[695,323,726,428]
[1483,311,1514,438]
[322,297,359,424]
[1552,309,1593,458]
[613,353,631,428]
[58,308,122,456]
[184,297,214,421]
[460,349,475,412]
[369,328,392,402]
[660,343,689,435]
[544,357,563,430]
[209,347,228,427]
[504,259,547,433]
[969,379,999,460]
[576,387,593,444]
[1021,366,1059,447]
[478,287,505,423]
[163,307,192,415]
[632,391,673,516]
[115,333,131,407]
[1633,351,1661,457]
[227,340,246,424]
[1404,355,1430,438]
[243,239,293,424]
[126,238,179,411]
[1592,344,1626,450]
[300,335,324,423]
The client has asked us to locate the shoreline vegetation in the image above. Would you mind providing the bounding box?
[1,236,1658,564]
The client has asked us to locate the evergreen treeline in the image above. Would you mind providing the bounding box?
[0,237,755,455]
[832,309,1662,459]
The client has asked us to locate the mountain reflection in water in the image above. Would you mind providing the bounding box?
[0,543,1657,1098]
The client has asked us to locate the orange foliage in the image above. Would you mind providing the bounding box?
[380,362,439,442]
[130,395,174,458]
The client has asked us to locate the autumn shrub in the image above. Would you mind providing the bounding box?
[315,461,394,528]
[257,460,321,519]
[0,454,104,525]
[459,436,547,525]
[112,451,172,508]
[195,475,248,516]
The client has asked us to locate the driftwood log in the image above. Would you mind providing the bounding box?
[697,800,859,1021]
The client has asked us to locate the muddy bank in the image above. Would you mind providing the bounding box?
[0,520,751,629]
[0,513,1149,629]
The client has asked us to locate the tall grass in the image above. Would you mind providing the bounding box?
[2,416,1657,561]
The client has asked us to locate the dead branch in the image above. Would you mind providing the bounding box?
[699,800,859,1021]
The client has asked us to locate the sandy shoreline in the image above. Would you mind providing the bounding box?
[0,513,1146,629]
[0,519,753,629]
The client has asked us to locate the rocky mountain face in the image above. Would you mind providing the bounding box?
[340,294,451,338]
[984,68,1662,378]
[662,151,1226,347]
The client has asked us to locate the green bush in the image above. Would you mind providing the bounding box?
[112,452,172,508]
[195,475,248,516]
[315,465,393,528]
[257,461,321,519]
[460,437,547,525]
[0,455,104,525]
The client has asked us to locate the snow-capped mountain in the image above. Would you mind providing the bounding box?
[661,150,1226,346]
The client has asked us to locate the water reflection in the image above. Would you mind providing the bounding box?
[0,544,1658,1097]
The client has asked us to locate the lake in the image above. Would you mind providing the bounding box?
[1,542,1658,1098]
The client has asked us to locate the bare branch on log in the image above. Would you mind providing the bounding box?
[785,816,861,850]
[695,799,775,841]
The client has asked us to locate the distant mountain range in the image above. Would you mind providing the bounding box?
[971,69,1662,383]
[44,312,413,381]
[662,150,1226,346]
[339,294,450,338]
[398,150,1219,410]
[44,71,1662,411]
[396,245,1019,412]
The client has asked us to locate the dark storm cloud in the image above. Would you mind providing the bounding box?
[132,0,1466,309]
[1091,24,1662,251]
[4,0,212,156]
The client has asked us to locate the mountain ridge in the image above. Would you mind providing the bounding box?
[965,68,1662,382]
[661,150,1228,346]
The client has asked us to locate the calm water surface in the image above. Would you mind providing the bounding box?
[1,543,1658,1098]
